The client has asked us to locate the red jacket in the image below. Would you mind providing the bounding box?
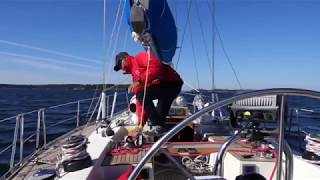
[123,51,183,125]
[123,51,182,94]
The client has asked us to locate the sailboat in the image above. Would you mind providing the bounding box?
[1,0,320,180]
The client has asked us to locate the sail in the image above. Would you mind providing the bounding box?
[125,0,177,63]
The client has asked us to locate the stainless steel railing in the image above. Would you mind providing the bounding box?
[0,91,129,178]
[129,88,320,180]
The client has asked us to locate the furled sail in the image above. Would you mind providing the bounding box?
[125,0,177,63]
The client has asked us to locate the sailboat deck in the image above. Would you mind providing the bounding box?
[10,123,97,180]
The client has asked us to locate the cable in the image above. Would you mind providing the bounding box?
[105,0,127,90]
[183,80,201,93]
[187,20,200,89]
[0,39,101,64]
[122,28,130,51]
[0,51,99,70]
[102,0,123,88]
[194,1,213,75]
[102,0,108,89]
[216,27,243,89]
[206,0,243,89]
[175,0,193,70]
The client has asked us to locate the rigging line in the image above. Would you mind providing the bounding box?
[211,0,216,91]
[122,28,130,51]
[175,0,193,70]
[206,0,242,89]
[0,51,99,70]
[103,0,123,84]
[105,0,122,57]
[0,40,101,64]
[216,27,243,89]
[85,86,100,121]
[140,47,151,128]
[110,0,126,61]
[102,0,108,89]
[170,0,178,64]
[106,0,126,84]
[188,20,200,90]
[194,1,213,75]
[174,0,178,28]
[183,79,201,93]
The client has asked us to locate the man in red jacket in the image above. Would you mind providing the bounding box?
[114,51,183,135]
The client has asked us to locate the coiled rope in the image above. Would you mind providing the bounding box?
[181,155,211,174]
[59,135,90,163]
[305,134,320,163]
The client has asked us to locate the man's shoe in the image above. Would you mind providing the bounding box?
[143,125,167,136]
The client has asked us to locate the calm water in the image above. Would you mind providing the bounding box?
[1,88,320,176]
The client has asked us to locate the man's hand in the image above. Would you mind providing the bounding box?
[128,81,140,93]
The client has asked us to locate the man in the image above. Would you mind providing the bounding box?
[114,51,183,135]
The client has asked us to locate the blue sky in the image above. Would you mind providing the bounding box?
[0,0,320,90]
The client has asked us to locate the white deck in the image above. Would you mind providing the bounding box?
[59,126,128,180]
[293,155,320,180]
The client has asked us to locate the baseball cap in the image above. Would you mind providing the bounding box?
[114,52,129,71]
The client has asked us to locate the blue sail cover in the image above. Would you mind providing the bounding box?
[125,0,177,63]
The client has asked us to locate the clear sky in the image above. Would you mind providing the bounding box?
[1,0,320,90]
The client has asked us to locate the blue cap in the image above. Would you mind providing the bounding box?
[114,52,129,71]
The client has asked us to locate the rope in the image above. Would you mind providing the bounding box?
[140,47,151,128]
[305,134,320,157]
[181,155,211,174]
[176,147,278,180]
[59,135,90,163]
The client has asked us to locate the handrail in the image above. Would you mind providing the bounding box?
[129,88,320,180]
[181,92,211,98]
[213,123,252,176]
[0,92,126,123]
[0,91,129,178]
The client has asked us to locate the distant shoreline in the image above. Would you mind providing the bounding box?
[0,84,130,91]
[0,84,246,93]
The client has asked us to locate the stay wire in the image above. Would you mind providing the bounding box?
[216,27,243,89]
[175,0,193,70]
[187,20,200,90]
[194,1,213,75]
[102,0,123,88]
[102,0,109,90]
[206,0,242,89]
[106,0,126,86]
